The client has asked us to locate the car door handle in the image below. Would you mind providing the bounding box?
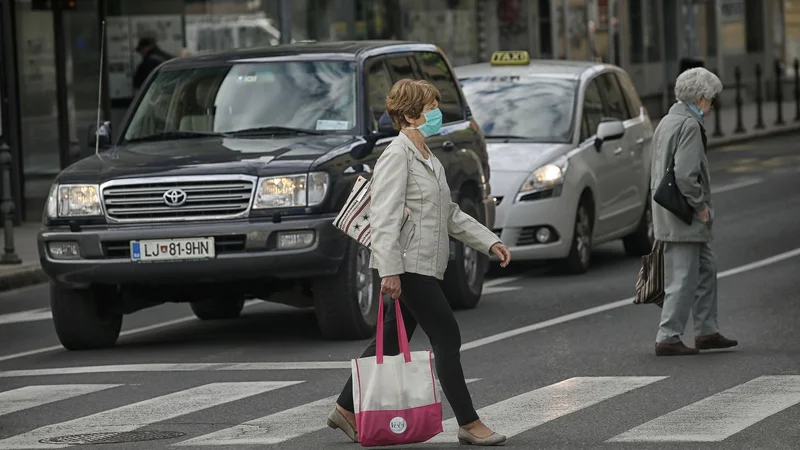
[443,141,455,152]
[613,147,623,155]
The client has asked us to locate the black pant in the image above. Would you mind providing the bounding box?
[336,272,479,426]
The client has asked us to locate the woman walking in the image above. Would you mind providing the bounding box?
[327,79,512,445]
[650,67,738,356]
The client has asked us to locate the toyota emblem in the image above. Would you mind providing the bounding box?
[163,189,187,207]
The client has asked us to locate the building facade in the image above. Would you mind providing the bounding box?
[0,0,790,221]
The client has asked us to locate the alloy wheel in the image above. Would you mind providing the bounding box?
[576,205,592,268]
[356,246,374,315]
[463,244,479,289]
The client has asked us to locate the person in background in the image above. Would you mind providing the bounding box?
[327,79,512,446]
[649,67,739,356]
[132,37,173,90]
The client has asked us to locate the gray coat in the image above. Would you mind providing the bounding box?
[650,102,714,243]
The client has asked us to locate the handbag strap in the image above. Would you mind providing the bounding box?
[375,293,412,364]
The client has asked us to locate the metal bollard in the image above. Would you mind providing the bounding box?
[775,59,785,125]
[712,69,724,137]
[794,59,799,122]
[755,64,765,129]
[0,142,20,264]
[734,66,746,133]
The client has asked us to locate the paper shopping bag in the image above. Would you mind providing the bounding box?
[352,295,443,447]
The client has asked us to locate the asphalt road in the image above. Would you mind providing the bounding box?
[1,132,800,449]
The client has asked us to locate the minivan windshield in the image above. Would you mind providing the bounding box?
[459,76,577,142]
[123,60,357,142]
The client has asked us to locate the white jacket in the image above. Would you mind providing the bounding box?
[369,132,501,280]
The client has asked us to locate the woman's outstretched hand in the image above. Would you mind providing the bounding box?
[381,275,402,299]
[491,243,512,268]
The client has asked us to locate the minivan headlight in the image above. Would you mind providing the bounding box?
[518,157,569,194]
[253,172,329,209]
[47,184,102,218]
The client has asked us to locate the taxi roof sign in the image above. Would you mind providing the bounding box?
[490,50,530,66]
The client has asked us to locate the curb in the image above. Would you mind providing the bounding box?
[707,123,800,148]
[0,264,48,293]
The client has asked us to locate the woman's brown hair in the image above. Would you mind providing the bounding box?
[385,79,441,130]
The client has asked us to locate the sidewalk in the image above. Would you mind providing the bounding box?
[1,99,798,294]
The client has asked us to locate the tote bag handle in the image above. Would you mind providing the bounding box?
[375,293,412,364]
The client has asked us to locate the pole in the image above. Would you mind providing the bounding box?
[278,0,292,44]
[0,0,24,225]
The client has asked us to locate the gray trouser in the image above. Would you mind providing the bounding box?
[656,242,720,344]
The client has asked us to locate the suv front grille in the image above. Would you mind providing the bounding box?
[101,176,256,223]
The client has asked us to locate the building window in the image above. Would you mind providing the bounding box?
[628,0,661,63]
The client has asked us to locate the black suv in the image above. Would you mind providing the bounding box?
[38,41,496,350]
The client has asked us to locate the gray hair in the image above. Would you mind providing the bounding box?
[674,68,723,104]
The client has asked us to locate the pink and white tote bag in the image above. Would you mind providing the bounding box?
[351,295,443,446]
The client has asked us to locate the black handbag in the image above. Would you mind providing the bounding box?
[652,121,706,225]
[653,155,694,225]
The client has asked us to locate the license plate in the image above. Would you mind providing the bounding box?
[130,237,215,262]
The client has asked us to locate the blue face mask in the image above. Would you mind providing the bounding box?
[408,108,443,137]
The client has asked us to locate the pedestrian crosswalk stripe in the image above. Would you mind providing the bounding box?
[0,384,121,417]
[427,376,667,443]
[175,379,480,446]
[0,381,302,449]
[3,376,800,446]
[608,375,800,442]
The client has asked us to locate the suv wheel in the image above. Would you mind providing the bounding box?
[50,283,122,351]
[313,239,381,340]
[442,197,488,310]
[622,197,654,256]
[190,299,245,320]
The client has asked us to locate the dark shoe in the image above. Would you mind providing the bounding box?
[327,406,358,443]
[696,333,738,350]
[655,341,700,356]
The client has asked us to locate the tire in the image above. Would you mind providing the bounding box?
[622,198,654,257]
[190,298,245,320]
[554,196,594,275]
[50,282,122,351]
[442,197,489,310]
[313,239,381,340]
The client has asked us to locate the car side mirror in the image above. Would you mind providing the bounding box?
[87,121,112,150]
[378,112,397,135]
[594,119,625,151]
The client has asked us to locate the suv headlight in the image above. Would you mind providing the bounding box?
[253,172,329,209]
[518,157,569,195]
[46,184,102,218]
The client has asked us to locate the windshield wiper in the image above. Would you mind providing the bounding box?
[126,131,224,143]
[225,126,322,136]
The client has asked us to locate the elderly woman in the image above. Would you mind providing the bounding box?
[327,79,512,445]
[650,67,738,356]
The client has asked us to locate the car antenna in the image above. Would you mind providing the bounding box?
[94,20,106,158]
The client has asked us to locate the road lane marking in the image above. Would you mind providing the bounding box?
[711,177,763,194]
[608,376,800,442]
[175,378,479,446]
[427,376,667,443]
[460,246,800,351]
[0,381,301,449]
[0,308,51,325]
[1,246,799,366]
[0,362,351,377]
[0,384,121,417]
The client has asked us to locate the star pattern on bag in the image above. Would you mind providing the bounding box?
[363,214,369,221]
[354,224,361,231]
